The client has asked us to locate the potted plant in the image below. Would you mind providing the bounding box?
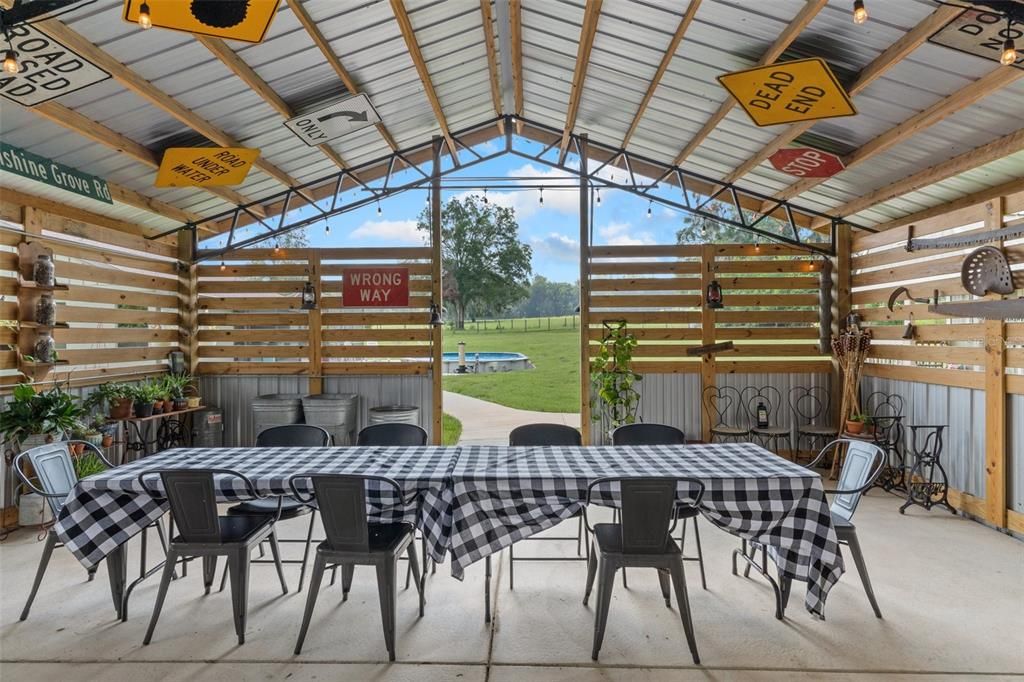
[100,422,117,448]
[590,320,642,439]
[83,415,106,448]
[85,382,134,419]
[185,377,202,409]
[131,381,159,418]
[845,413,868,435]
[72,446,108,480]
[164,373,191,411]
[69,419,88,455]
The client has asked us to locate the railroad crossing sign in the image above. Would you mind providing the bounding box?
[123,0,281,43]
[718,58,856,127]
[769,147,845,178]
[284,94,383,147]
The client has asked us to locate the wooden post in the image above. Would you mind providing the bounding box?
[430,137,443,445]
[578,134,591,444]
[831,223,852,430]
[983,197,1006,527]
[699,244,715,442]
[307,250,323,395]
[22,206,43,236]
[176,229,198,376]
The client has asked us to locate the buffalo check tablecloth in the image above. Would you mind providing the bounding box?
[448,442,844,618]
[54,446,460,570]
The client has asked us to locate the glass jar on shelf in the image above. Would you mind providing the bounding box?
[35,293,56,326]
[33,254,55,287]
[33,331,55,364]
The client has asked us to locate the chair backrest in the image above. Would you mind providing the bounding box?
[291,474,403,553]
[789,386,830,426]
[831,440,885,522]
[14,442,77,517]
[256,424,331,447]
[741,385,783,427]
[138,468,257,544]
[701,385,745,428]
[357,423,428,446]
[588,477,705,554]
[509,423,582,446]
[611,423,685,446]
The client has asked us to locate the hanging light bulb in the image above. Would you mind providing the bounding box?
[324,220,330,235]
[646,200,652,219]
[852,0,867,24]
[138,1,153,29]
[274,241,281,253]
[483,188,488,204]
[1001,18,1017,66]
[219,260,227,272]
[595,188,601,205]
[377,201,382,215]
[539,187,544,205]
[754,242,761,253]
[2,50,19,75]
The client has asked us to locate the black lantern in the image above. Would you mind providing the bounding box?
[301,281,316,310]
[706,279,724,309]
[428,301,443,326]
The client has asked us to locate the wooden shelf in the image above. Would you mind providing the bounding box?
[18,278,69,292]
[19,321,70,329]
[19,359,70,368]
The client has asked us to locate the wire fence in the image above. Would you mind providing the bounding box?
[449,315,578,332]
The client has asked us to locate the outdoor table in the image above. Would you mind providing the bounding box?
[449,442,845,619]
[52,446,460,620]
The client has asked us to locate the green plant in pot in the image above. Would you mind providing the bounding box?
[0,383,84,450]
[131,380,161,418]
[590,320,642,439]
[845,413,872,435]
[164,373,192,411]
[85,382,135,419]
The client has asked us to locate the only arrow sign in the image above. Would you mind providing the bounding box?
[318,110,368,123]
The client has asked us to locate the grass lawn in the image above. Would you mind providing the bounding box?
[442,413,463,445]
[442,318,580,413]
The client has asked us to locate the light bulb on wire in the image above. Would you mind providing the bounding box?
[539,187,544,205]
[483,188,488,204]
[219,260,226,272]
[377,201,382,216]
[2,50,18,75]
[138,1,153,29]
[646,200,652,219]
[852,0,867,24]
[324,220,330,235]
[595,188,601,206]
[1001,18,1017,66]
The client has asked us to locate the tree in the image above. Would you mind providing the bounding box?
[507,275,580,318]
[417,195,532,329]
[676,200,751,244]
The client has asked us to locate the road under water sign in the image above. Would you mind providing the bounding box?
[156,147,260,187]
[718,58,856,127]
[284,94,383,146]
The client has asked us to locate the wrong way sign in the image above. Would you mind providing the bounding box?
[284,94,382,147]
[769,147,844,178]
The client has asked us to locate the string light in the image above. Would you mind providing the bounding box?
[377,201,382,215]
[483,188,488,204]
[539,187,544,205]
[646,200,652,219]
[219,260,226,271]
[754,242,761,253]
[274,241,281,253]
[595,188,601,206]
[2,49,17,75]
[852,0,867,25]
[324,219,330,235]
[1001,17,1017,66]
[138,1,153,29]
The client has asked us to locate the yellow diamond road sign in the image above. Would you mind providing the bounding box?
[123,0,281,44]
[156,147,260,188]
[718,58,856,127]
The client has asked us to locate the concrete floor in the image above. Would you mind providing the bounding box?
[1,492,1022,681]
[443,391,580,445]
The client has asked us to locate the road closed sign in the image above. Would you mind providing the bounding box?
[0,24,110,107]
[155,147,260,187]
[284,94,383,147]
[342,267,410,307]
[718,58,856,127]
[769,147,845,178]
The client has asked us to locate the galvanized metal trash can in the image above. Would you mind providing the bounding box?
[252,394,304,444]
[302,394,359,445]
[368,405,420,426]
[191,407,224,448]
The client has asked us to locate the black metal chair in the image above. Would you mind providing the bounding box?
[582,476,704,664]
[223,424,330,592]
[357,422,428,446]
[741,386,790,456]
[139,468,288,645]
[733,439,885,620]
[611,423,707,590]
[290,474,423,661]
[13,440,170,621]
[789,386,838,461]
[701,385,750,443]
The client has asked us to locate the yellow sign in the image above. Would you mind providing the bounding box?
[123,0,281,43]
[156,147,260,187]
[718,58,856,127]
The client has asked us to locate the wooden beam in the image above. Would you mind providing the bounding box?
[620,0,702,150]
[480,0,504,132]
[722,6,962,185]
[774,66,1024,203]
[510,0,524,133]
[307,251,323,395]
[430,137,443,445]
[984,197,1007,528]
[672,0,828,166]
[868,177,1024,235]
[284,0,399,151]
[106,182,202,225]
[557,0,603,163]
[389,0,460,163]
[700,244,716,442]
[578,134,591,444]
[35,19,303,191]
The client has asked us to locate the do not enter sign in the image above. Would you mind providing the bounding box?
[769,147,845,179]
[718,58,856,127]
[342,267,410,307]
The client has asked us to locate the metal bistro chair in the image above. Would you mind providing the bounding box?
[701,385,750,443]
[741,386,790,456]
[506,423,586,590]
[611,423,707,590]
[139,468,289,646]
[789,386,838,462]
[223,424,331,593]
[290,474,423,661]
[14,440,170,621]
[582,476,704,664]
[733,439,885,620]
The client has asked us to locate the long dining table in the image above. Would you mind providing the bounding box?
[53,441,844,621]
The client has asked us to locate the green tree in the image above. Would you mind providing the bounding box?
[508,275,580,318]
[417,195,532,329]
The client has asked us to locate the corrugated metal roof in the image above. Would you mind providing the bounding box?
[0,0,1020,235]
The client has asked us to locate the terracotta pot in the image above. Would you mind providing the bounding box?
[109,397,133,420]
[845,419,864,434]
[71,442,86,456]
[162,399,176,413]
[152,400,164,415]
[101,434,114,448]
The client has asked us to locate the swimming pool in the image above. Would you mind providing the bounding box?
[442,351,533,374]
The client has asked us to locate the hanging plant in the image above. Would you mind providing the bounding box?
[590,320,642,429]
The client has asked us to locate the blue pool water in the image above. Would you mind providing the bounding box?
[442,351,526,361]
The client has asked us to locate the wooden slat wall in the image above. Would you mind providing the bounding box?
[196,247,435,377]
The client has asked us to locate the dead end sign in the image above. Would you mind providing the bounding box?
[718,58,856,127]
[155,147,260,187]
[284,94,382,147]
[342,267,410,307]
[769,147,845,178]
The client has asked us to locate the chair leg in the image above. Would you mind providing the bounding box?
[576,515,584,556]
[508,542,515,590]
[228,551,251,645]
[484,555,492,624]
[218,562,229,593]
[20,530,58,621]
[779,572,792,612]
[341,564,355,601]
[590,557,616,661]
[202,556,218,595]
[845,531,883,618]
[582,541,598,606]
[267,530,289,595]
[407,542,424,617]
[293,554,326,655]
[297,511,317,593]
[142,549,178,645]
[376,559,398,661]
[693,518,707,590]
[657,568,671,607]
[669,558,700,665]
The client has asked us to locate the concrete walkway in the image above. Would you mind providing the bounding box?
[443,391,580,444]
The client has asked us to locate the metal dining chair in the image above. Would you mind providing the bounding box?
[223,424,330,592]
[733,439,885,620]
[611,423,707,590]
[701,385,750,443]
[138,468,288,645]
[290,473,423,661]
[789,386,838,462]
[741,386,790,456]
[582,476,704,664]
[357,422,428,446]
[13,440,170,621]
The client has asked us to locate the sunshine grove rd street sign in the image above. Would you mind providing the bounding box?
[0,24,110,107]
[123,0,280,43]
[769,147,845,178]
[155,147,260,187]
[928,9,1023,69]
[284,94,383,147]
[0,142,112,204]
[718,58,856,127]
[342,267,410,307]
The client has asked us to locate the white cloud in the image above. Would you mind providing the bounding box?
[531,232,579,261]
[506,163,580,215]
[350,219,424,243]
[597,221,656,246]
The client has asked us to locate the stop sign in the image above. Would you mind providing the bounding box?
[769,147,845,178]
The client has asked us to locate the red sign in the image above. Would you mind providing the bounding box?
[342,267,410,307]
[769,147,845,178]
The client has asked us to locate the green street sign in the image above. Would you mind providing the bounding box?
[0,142,113,204]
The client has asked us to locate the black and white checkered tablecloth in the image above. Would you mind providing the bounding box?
[53,446,459,570]
[448,443,844,618]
